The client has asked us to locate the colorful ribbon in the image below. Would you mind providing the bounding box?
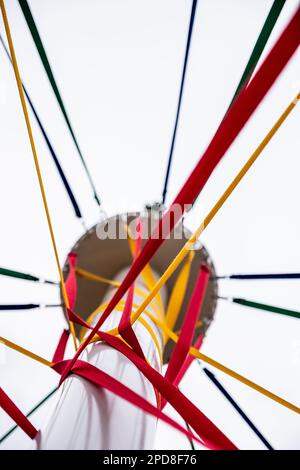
[0,387,38,440]
[53,311,237,450]
[63,8,300,380]
[76,267,162,326]
[119,220,146,359]
[52,359,206,447]
[161,0,198,204]
[164,252,194,343]
[17,0,101,206]
[93,333,237,450]
[173,335,204,389]
[65,253,78,311]
[230,297,300,320]
[230,0,286,105]
[1,0,300,449]
[0,336,52,367]
[104,93,300,343]
[165,264,209,385]
[201,366,273,450]
[0,387,57,444]
[0,266,56,284]
[163,0,286,205]
[0,0,77,350]
[52,329,70,364]
[76,267,300,415]
[0,34,83,220]
[0,303,60,310]
[218,272,300,280]
[126,223,165,320]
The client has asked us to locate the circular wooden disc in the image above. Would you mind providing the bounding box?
[62,213,218,363]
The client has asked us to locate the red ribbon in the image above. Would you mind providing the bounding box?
[60,309,237,450]
[165,264,209,385]
[51,251,76,363]
[52,329,70,364]
[99,331,236,450]
[52,359,203,446]
[0,387,37,440]
[62,8,300,381]
[173,334,204,389]
[65,252,77,310]
[118,219,145,359]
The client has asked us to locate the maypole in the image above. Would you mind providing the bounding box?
[1,0,300,454]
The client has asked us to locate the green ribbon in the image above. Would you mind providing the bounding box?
[18,0,100,206]
[233,298,300,320]
[0,267,38,282]
[19,0,286,209]
[0,267,56,284]
[165,0,286,208]
[229,0,286,106]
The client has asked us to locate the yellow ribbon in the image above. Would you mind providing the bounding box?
[1,0,298,416]
[76,266,162,322]
[79,300,163,366]
[0,336,52,367]
[76,267,120,287]
[2,310,299,415]
[164,251,194,343]
[122,310,300,415]
[104,93,299,338]
[0,0,77,350]
[127,224,165,321]
[80,94,300,414]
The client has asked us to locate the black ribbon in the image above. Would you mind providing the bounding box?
[0,34,83,220]
[219,273,300,280]
[161,0,198,205]
[202,365,273,450]
[18,0,101,207]
[0,304,61,310]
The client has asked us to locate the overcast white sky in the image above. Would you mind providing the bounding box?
[0,0,299,450]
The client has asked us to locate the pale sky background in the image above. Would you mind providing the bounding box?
[0,0,299,450]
